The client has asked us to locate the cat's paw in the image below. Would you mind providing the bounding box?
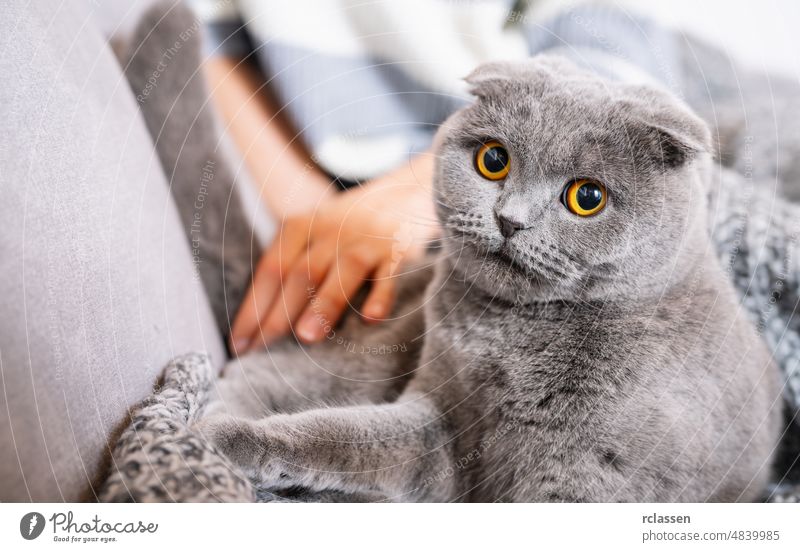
[195,416,258,464]
[194,416,293,486]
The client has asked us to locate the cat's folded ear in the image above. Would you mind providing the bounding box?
[465,56,579,99]
[627,120,709,169]
[464,61,519,99]
[621,89,713,169]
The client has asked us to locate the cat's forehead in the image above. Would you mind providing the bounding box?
[457,88,632,176]
[466,78,622,135]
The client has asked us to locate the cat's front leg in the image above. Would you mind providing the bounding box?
[196,398,456,502]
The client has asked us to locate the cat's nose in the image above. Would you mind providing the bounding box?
[495,213,525,238]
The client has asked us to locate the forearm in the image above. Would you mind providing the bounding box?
[204,56,332,218]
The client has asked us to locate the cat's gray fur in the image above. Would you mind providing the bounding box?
[197,56,782,502]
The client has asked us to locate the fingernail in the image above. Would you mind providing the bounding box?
[297,315,322,342]
[364,304,385,321]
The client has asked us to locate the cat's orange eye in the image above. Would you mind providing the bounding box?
[475,141,510,181]
[562,179,607,217]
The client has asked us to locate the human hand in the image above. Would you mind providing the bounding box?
[230,155,437,353]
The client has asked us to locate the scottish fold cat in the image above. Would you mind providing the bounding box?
[198,56,782,502]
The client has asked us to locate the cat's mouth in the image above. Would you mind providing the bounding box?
[487,242,570,286]
[480,243,534,279]
[448,228,553,283]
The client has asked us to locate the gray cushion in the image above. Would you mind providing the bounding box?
[0,0,225,501]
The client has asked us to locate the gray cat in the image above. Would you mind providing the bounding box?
[197,56,782,502]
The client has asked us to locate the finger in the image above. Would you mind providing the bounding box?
[362,260,397,323]
[295,251,374,343]
[230,220,309,352]
[251,243,336,347]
